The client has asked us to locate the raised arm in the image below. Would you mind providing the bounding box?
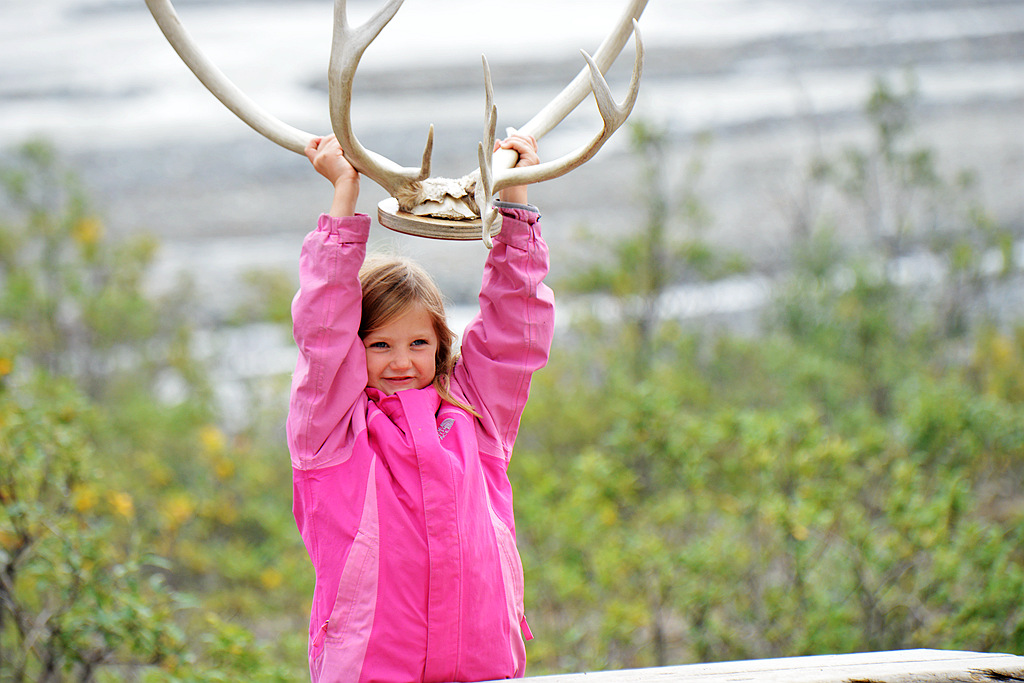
[452,203,555,458]
[287,140,370,470]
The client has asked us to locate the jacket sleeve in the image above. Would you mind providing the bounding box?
[286,213,370,471]
[452,205,555,460]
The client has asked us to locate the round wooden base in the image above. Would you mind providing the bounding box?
[377,198,499,241]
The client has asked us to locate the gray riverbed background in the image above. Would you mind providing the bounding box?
[2,0,1023,328]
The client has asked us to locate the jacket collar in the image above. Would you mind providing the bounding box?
[365,385,441,419]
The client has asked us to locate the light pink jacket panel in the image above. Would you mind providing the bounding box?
[287,207,554,683]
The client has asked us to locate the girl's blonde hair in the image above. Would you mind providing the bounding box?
[358,255,478,416]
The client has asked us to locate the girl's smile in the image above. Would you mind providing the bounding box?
[362,304,438,395]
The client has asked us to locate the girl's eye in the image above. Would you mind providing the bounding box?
[369,341,388,349]
[412,339,430,347]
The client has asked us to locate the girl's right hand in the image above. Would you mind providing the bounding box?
[306,135,360,217]
[306,135,358,186]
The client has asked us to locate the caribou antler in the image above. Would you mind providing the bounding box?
[328,0,433,201]
[475,20,644,245]
[144,0,647,243]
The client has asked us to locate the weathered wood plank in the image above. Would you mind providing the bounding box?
[517,649,1024,682]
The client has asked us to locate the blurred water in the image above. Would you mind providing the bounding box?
[3,0,1023,148]
[2,0,1022,312]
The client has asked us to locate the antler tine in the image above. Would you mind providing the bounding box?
[477,0,647,244]
[144,0,315,154]
[492,20,645,193]
[477,136,497,248]
[328,0,432,199]
[476,56,501,247]
[516,0,647,142]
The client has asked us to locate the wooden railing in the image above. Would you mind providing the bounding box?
[518,649,1024,682]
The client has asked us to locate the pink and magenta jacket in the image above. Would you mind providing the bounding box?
[286,206,555,683]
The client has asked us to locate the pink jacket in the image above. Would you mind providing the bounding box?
[287,206,555,683]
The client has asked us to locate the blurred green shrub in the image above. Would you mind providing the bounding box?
[0,142,305,681]
[514,84,1024,673]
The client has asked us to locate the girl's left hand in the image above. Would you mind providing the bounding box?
[494,132,539,168]
[494,131,539,204]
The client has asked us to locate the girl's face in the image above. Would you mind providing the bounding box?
[362,303,438,395]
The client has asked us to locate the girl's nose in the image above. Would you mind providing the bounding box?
[390,350,412,370]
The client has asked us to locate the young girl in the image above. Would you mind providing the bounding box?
[287,133,554,683]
